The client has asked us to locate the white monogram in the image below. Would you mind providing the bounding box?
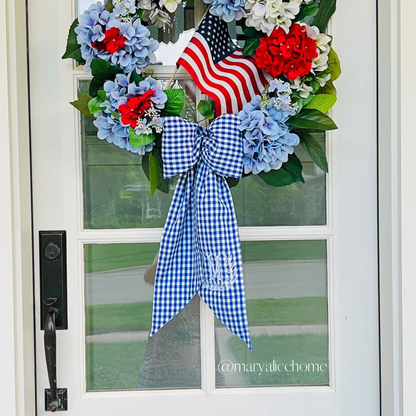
[201,253,237,291]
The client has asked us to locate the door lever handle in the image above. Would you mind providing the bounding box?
[44,306,59,412]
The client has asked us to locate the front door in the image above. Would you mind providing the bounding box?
[29,0,379,414]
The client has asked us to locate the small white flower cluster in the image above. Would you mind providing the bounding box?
[245,0,304,35]
[134,107,164,136]
[261,79,299,116]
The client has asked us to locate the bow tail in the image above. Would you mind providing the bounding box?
[150,170,200,337]
[196,167,252,350]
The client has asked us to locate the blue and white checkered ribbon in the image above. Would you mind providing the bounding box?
[150,114,251,350]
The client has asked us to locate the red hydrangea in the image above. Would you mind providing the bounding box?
[255,23,318,80]
[92,27,126,54]
[118,90,154,128]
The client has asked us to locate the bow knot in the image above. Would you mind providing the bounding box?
[151,114,251,350]
[162,115,243,180]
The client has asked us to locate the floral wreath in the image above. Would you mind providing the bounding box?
[63,0,340,194]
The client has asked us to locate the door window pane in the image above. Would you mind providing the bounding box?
[85,243,201,390]
[215,240,329,388]
[81,104,326,228]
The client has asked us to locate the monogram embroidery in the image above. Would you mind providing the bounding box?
[201,253,237,291]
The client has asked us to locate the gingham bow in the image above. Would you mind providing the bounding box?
[150,114,251,350]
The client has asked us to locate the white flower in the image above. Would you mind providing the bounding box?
[245,0,303,35]
[316,72,331,87]
[137,0,154,10]
[312,30,331,73]
[159,0,182,13]
[290,77,313,99]
[149,8,170,27]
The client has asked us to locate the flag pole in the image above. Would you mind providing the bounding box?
[164,66,179,90]
[164,8,209,90]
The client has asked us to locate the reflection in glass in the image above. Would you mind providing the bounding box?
[85,243,201,390]
[80,79,198,229]
[81,99,326,229]
[215,240,329,388]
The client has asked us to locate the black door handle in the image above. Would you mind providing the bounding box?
[40,231,68,411]
[44,306,59,412]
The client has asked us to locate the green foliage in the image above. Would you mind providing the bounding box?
[97,90,107,101]
[295,2,319,22]
[299,131,328,172]
[62,19,85,65]
[149,153,160,196]
[243,38,260,56]
[197,100,214,120]
[104,1,114,11]
[304,94,337,113]
[226,177,240,189]
[70,91,94,118]
[161,89,185,116]
[142,151,170,194]
[89,59,123,97]
[319,80,337,96]
[130,71,143,84]
[312,0,337,32]
[128,128,156,149]
[258,154,305,187]
[88,96,104,115]
[328,48,341,81]
[288,108,337,130]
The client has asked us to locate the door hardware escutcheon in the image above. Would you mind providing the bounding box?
[40,231,68,411]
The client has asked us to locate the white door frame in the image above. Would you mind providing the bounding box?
[0,0,414,415]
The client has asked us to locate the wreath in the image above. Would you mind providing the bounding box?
[63,0,340,195]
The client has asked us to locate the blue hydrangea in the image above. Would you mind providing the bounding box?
[113,0,136,18]
[238,95,300,175]
[203,0,246,23]
[75,1,159,74]
[93,74,167,155]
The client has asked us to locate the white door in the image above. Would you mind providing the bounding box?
[29,0,379,414]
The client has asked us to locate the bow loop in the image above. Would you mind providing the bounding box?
[162,115,243,180]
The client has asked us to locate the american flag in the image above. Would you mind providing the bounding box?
[177,13,270,115]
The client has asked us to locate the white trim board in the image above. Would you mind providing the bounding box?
[0,0,35,415]
[1,0,415,414]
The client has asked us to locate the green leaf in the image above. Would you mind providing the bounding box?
[319,80,337,96]
[288,109,337,130]
[62,19,79,59]
[258,154,305,187]
[312,0,337,32]
[128,128,156,149]
[104,1,114,11]
[88,97,104,115]
[149,153,160,196]
[328,48,341,81]
[299,132,328,172]
[142,152,170,194]
[295,2,319,22]
[109,109,121,119]
[161,89,185,116]
[89,59,123,97]
[130,71,143,84]
[62,19,85,64]
[70,91,94,118]
[242,25,263,39]
[97,90,107,101]
[242,38,260,56]
[91,59,123,78]
[197,100,214,120]
[226,177,240,189]
[304,94,337,113]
